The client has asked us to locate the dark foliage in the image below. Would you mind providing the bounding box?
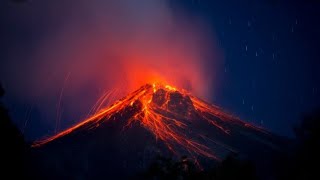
[0,84,26,179]
[140,154,256,180]
[139,156,197,180]
[276,109,320,180]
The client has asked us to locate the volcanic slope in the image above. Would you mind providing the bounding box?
[31,83,286,179]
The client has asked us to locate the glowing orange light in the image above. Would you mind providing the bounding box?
[165,85,176,91]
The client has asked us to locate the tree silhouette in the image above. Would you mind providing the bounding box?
[0,84,26,179]
[276,109,320,180]
[140,156,197,180]
[141,154,257,180]
[291,109,320,179]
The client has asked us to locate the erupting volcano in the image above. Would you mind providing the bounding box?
[33,83,276,162]
[29,82,287,179]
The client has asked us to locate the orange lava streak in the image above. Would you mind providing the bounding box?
[32,85,149,147]
[32,101,120,147]
[191,96,267,134]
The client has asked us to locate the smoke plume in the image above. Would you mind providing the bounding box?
[1,0,221,139]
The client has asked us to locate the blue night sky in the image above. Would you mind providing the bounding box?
[172,0,320,137]
[1,0,320,140]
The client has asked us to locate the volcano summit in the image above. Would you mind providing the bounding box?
[31,83,285,178]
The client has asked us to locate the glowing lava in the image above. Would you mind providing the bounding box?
[33,83,267,161]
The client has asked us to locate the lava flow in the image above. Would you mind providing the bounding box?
[33,83,267,160]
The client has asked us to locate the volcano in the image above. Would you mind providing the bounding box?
[30,83,287,179]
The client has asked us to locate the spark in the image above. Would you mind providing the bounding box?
[23,104,33,134]
[55,72,71,133]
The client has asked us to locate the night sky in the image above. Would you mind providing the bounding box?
[1,0,320,141]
